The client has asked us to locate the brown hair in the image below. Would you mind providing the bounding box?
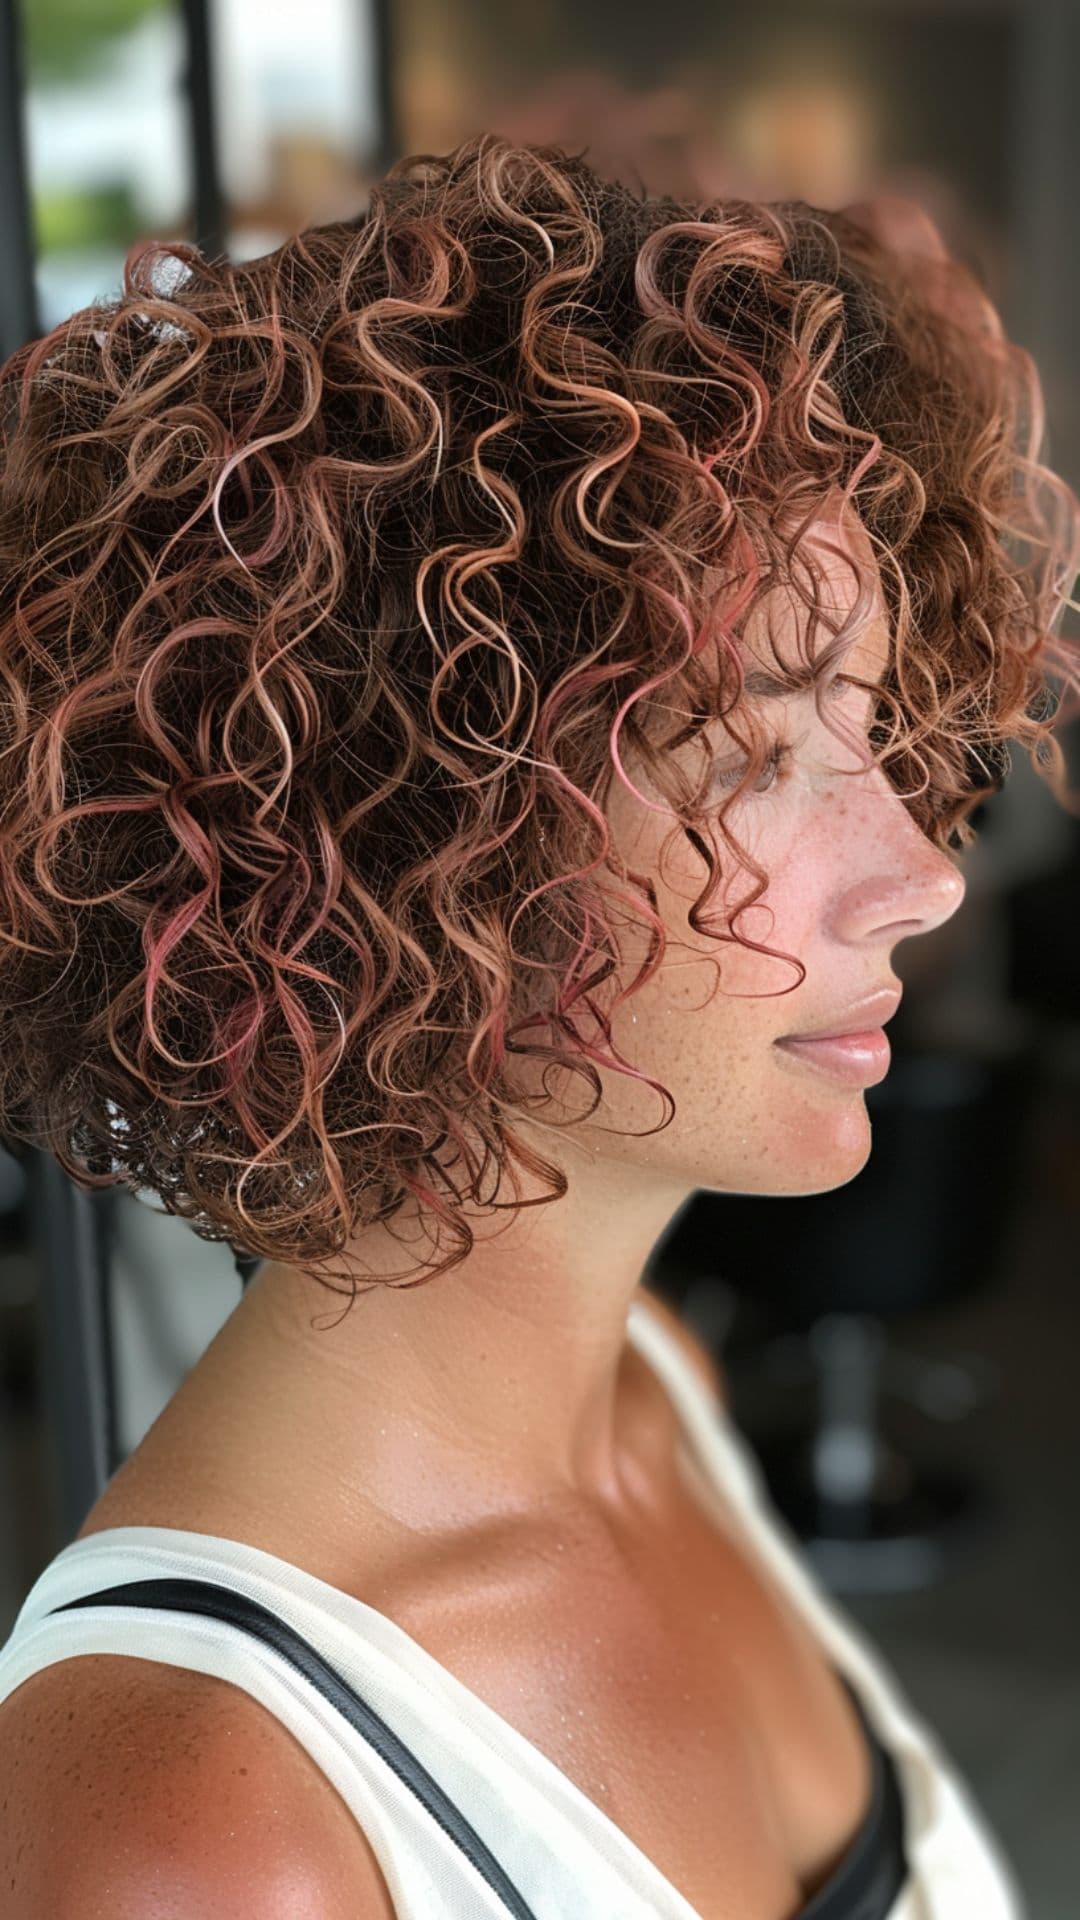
[1,131,1077,1300]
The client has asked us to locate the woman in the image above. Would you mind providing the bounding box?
[0,132,1076,1918]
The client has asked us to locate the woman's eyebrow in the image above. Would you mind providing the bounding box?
[740,668,812,697]
[740,662,887,699]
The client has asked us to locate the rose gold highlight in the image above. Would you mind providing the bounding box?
[0,132,1078,1302]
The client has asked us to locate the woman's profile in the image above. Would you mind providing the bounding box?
[0,131,1077,1918]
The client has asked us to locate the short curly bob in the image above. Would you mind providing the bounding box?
[1,131,1078,1301]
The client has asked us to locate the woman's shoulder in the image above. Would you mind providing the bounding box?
[0,1644,399,1917]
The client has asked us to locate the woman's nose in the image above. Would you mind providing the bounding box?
[835,833,967,947]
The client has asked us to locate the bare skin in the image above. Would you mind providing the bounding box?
[71,495,966,1915]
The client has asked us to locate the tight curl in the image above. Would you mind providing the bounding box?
[1,131,1078,1302]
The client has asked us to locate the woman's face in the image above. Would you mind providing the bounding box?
[584,510,967,1199]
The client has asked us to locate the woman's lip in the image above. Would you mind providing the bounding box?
[773,1028,891,1085]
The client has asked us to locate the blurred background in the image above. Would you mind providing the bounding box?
[1,0,1079,1911]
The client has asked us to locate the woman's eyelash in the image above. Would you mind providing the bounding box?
[712,742,792,794]
[710,682,877,796]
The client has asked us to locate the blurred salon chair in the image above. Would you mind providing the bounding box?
[649,1019,1037,1597]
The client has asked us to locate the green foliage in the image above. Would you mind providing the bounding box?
[34,181,140,251]
[21,0,173,84]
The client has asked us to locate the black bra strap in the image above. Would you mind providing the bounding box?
[797,1674,909,1920]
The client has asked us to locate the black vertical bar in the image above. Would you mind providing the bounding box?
[178,0,226,263]
[367,0,401,176]
[1008,0,1080,499]
[0,0,41,359]
[26,1153,120,1543]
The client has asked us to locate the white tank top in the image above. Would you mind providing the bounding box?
[0,1292,1026,1920]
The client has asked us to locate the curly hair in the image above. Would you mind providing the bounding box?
[1,131,1078,1302]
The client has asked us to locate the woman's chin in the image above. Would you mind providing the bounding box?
[711,1101,873,1198]
[786,1108,874,1196]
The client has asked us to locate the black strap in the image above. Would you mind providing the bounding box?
[49,1576,540,1919]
